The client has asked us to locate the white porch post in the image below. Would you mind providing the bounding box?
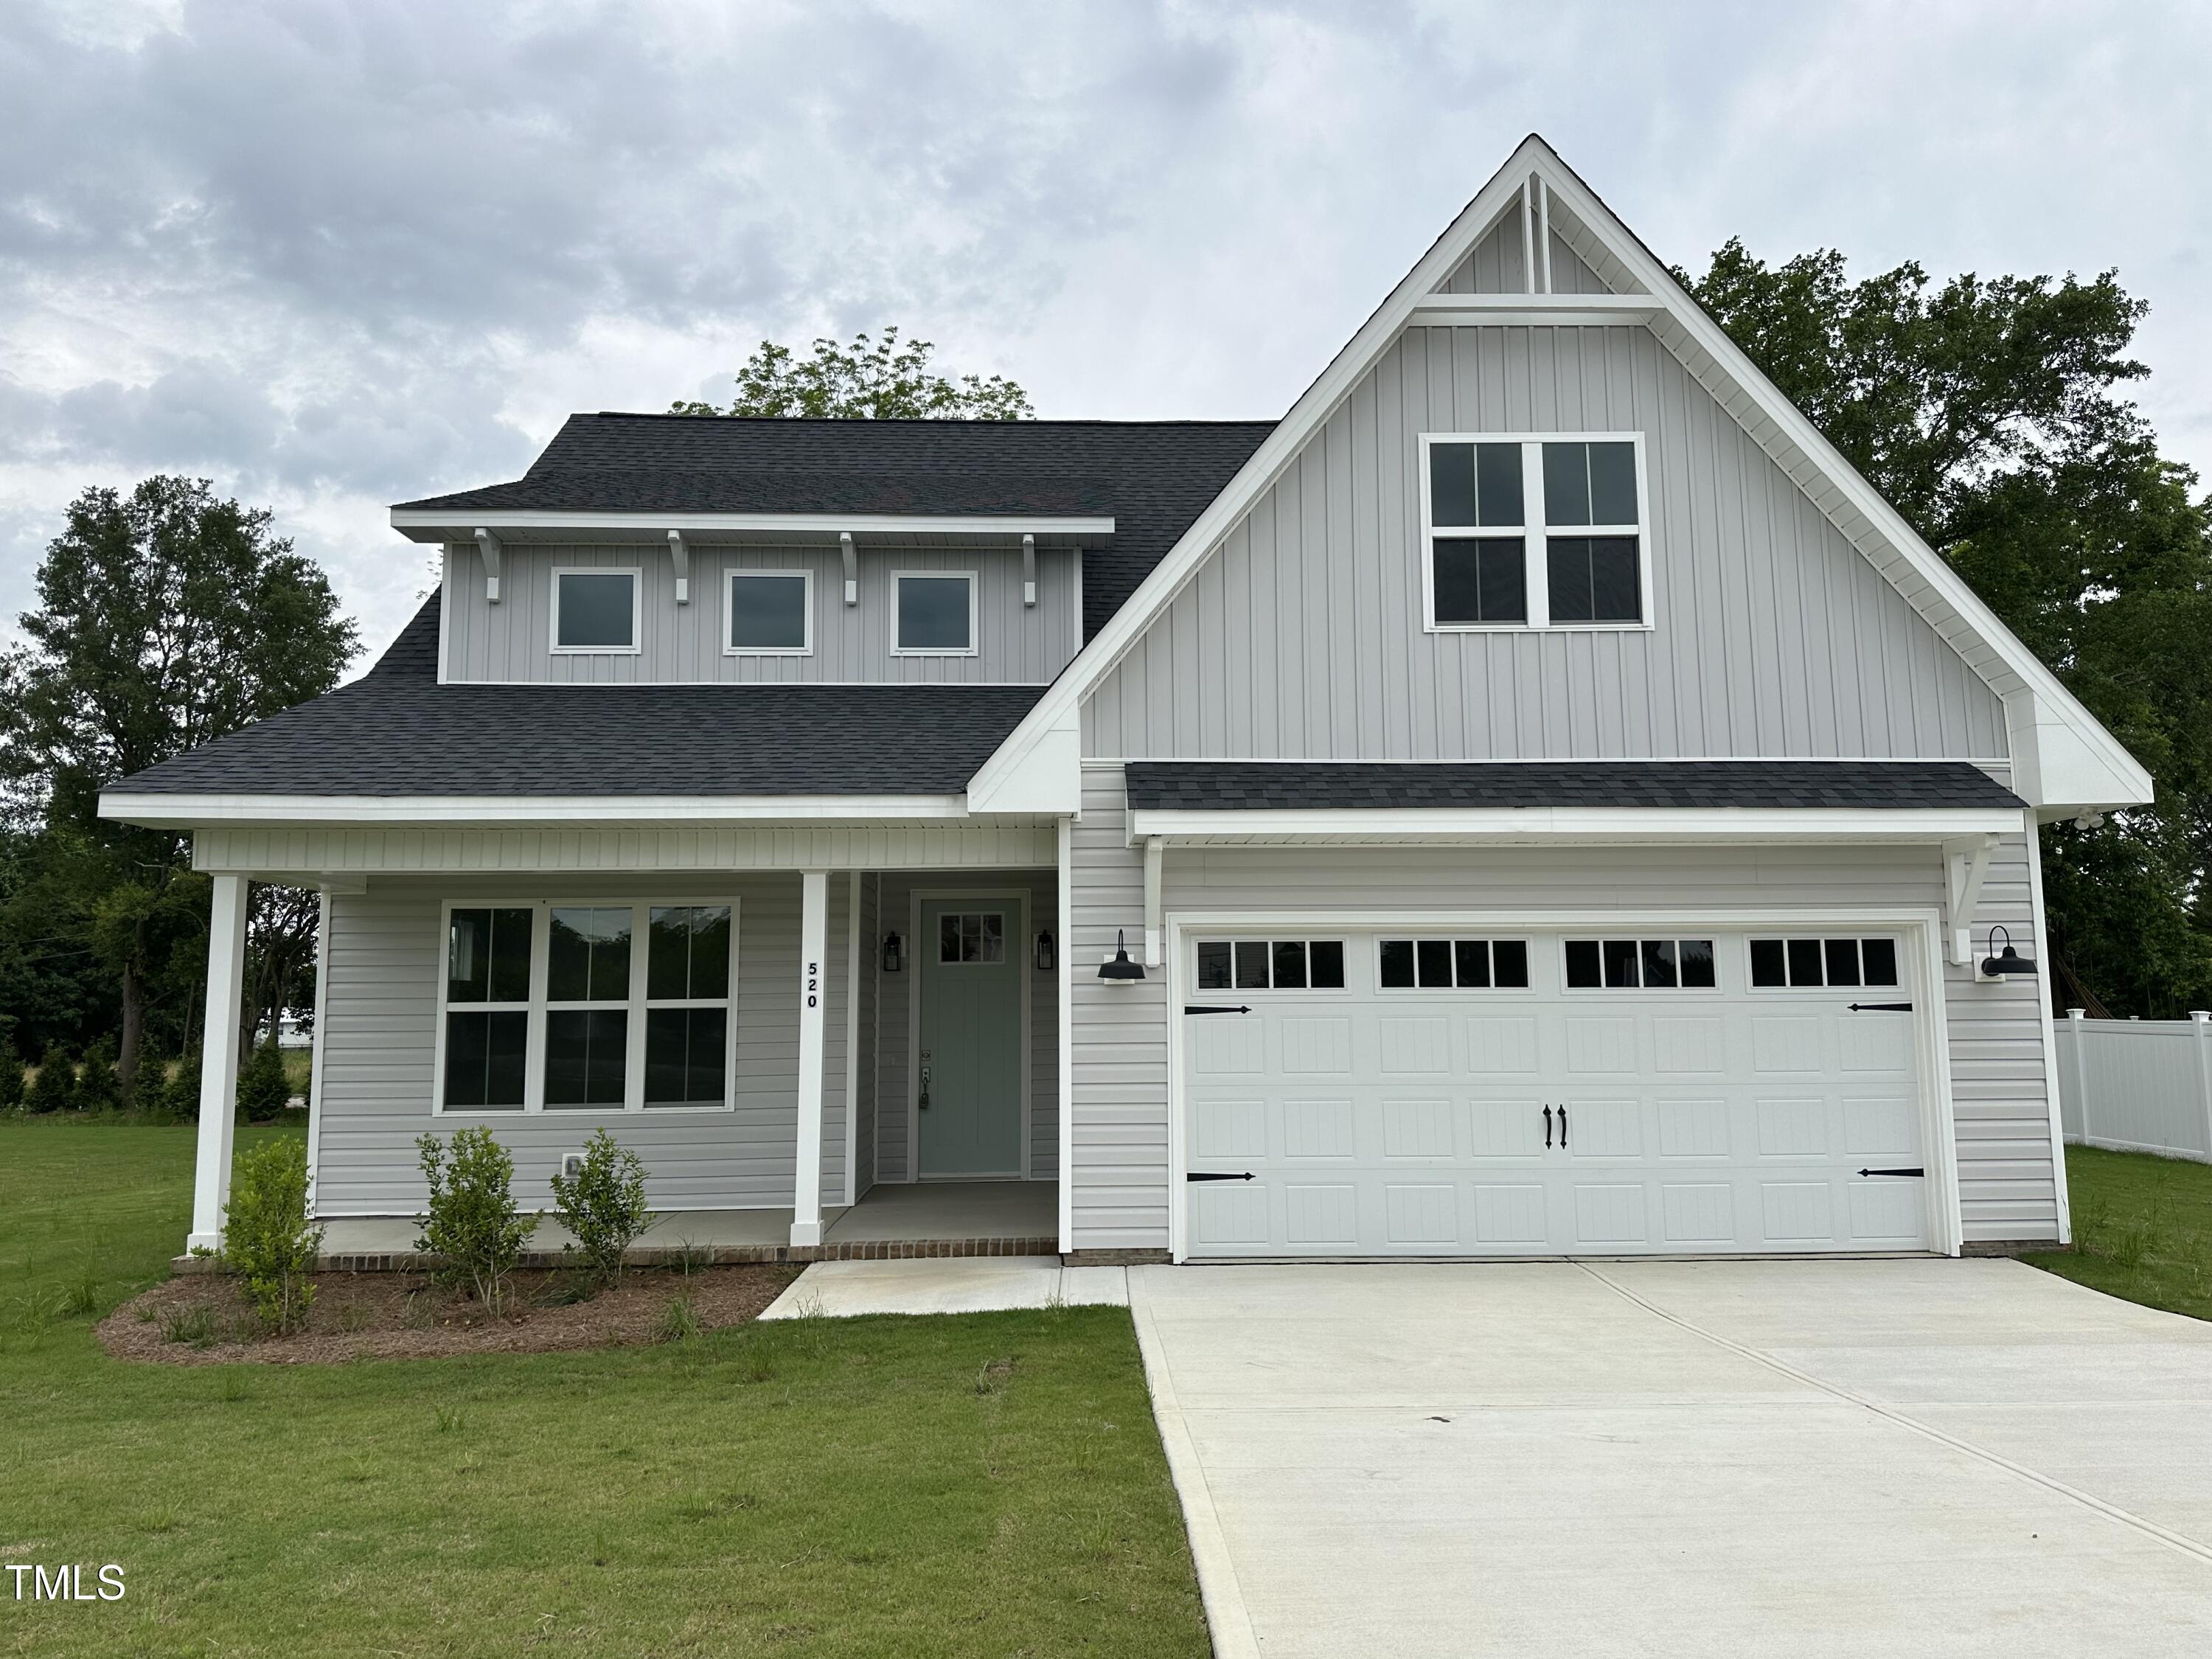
[187,873,250,1252]
[791,869,830,1248]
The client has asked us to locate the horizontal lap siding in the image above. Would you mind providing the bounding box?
[313,873,832,1216]
[442,543,1075,685]
[1081,327,2006,761]
[1063,762,2059,1252]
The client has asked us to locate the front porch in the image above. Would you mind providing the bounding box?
[311,1180,1060,1270]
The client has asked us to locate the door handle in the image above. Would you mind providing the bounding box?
[1559,1103,1568,1148]
[1543,1105,1553,1147]
[919,1064,931,1110]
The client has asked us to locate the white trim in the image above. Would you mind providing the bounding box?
[2025,817,2072,1244]
[792,871,829,1247]
[1164,905,1963,1263]
[392,508,1114,540]
[431,896,741,1117]
[1408,293,1661,327]
[1056,815,1074,1251]
[891,569,980,657]
[1085,754,2019,768]
[303,888,331,1215]
[549,566,643,655]
[843,870,861,1208]
[722,567,815,656]
[1418,432,1655,633]
[187,873,249,1251]
[1128,805,2028,844]
[908,887,1032,1181]
[106,791,977,828]
[966,136,2149,815]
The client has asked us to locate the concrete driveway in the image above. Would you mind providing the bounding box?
[1127,1259,2212,1658]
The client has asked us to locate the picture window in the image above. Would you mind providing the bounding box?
[1378,938,1530,990]
[1564,938,1716,990]
[1194,939,1346,991]
[1750,936,1899,990]
[552,570,639,652]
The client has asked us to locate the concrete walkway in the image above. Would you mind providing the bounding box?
[759,1256,1129,1319]
[1127,1258,2212,1658]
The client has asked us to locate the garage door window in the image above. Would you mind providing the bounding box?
[1195,939,1346,991]
[1563,937,1717,990]
[1750,936,1899,989]
[1378,938,1531,990]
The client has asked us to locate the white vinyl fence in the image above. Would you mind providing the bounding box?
[2056,1009,2212,1163]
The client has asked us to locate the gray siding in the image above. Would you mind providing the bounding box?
[442,542,1077,684]
[1438,218,1611,295]
[870,868,1060,1184]
[313,872,842,1216]
[1082,325,2008,761]
[1065,763,2059,1253]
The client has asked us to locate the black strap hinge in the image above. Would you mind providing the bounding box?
[1186,1171,1255,1183]
[1856,1166,1926,1178]
[1183,1004,1253,1015]
[1848,1002,1913,1012]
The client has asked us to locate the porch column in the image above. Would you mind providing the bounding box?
[791,869,829,1248]
[187,874,250,1252]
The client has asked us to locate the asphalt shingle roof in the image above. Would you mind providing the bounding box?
[397,414,1279,639]
[113,594,1045,798]
[1121,760,2024,812]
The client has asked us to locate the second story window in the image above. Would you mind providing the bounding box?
[552,568,640,653]
[1422,434,1649,631]
[894,572,977,655]
[726,571,812,654]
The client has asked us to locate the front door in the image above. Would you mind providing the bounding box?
[917,900,1023,1178]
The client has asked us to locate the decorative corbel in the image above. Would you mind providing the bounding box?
[1022,532,1037,607]
[1943,835,1998,966]
[667,529,690,605]
[473,528,503,603]
[840,531,858,605]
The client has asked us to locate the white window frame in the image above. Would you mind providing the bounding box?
[1746,933,1906,994]
[891,570,979,657]
[1373,936,1536,995]
[1189,937,1352,995]
[1419,432,1654,633]
[1559,936,1722,995]
[549,566,644,655]
[432,897,740,1116]
[723,568,814,657]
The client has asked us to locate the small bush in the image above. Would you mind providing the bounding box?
[416,1127,538,1312]
[25,1045,74,1115]
[159,1051,204,1123]
[0,1041,24,1113]
[234,1038,291,1124]
[223,1137,325,1333]
[76,1035,122,1115]
[550,1129,656,1281]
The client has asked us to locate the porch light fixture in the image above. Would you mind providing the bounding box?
[1035,930,1056,973]
[1980,925,2037,979]
[882,931,903,973]
[1098,929,1145,981]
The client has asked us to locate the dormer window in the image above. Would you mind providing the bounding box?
[1422,434,1649,630]
[726,571,812,655]
[552,568,641,653]
[893,571,977,655]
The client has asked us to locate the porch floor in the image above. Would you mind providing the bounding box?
[307,1180,1058,1268]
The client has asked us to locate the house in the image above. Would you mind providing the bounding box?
[102,136,2149,1266]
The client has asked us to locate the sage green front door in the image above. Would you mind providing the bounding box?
[917,900,1023,1178]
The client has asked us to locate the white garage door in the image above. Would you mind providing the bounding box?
[1180,928,1934,1258]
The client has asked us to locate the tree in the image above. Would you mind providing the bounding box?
[234,1037,293,1124]
[1680,243,2212,1015]
[670,327,1033,420]
[0,477,358,1094]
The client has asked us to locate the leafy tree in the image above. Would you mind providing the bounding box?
[25,1043,74,1115]
[1680,243,2212,1015]
[0,1040,24,1113]
[76,1034,122,1114]
[671,327,1033,420]
[0,477,358,1093]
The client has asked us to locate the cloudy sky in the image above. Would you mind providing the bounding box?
[3,0,2206,664]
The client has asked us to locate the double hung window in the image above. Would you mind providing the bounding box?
[1423,434,1648,629]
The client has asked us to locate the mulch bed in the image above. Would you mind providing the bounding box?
[97,1263,804,1366]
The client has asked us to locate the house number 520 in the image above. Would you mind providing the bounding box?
[805,961,819,1009]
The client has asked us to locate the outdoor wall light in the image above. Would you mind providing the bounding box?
[1980,925,2037,979]
[1098,929,1146,981]
[882,931,903,973]
[1035,931,1056,973]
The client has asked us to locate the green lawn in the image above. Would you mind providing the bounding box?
[0,1120,1208,1658]
[2023,1143,2212,1320]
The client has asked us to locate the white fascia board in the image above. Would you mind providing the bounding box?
[389,509,1113,543]
[1127,805,2028,844]
[100,790,978,830]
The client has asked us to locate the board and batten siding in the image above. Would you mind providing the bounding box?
[869,869,1060,1185]
[1081,324,2007,762]
[1438,218,1613,296]
[311,872,849,1216]
[442,542,1077,685]
[1064,762,2060,1253]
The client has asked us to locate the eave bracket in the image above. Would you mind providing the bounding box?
[473,528,502,604]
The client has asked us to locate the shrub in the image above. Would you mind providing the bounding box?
[223,1137,325,1334]
[24,1045,74,1115]
[161,1051,204,1122]
[0,1042,23,1113]
[415,1127,538,1312]
[234,1038,292,1124]
[76,1036,122,1115]
[549,1128,657,1281]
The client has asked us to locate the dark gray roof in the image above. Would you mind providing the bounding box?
[113,594,1043,798]
[1122,760,2024,812]
[397,414,1278,639]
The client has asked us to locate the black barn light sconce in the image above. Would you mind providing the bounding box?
[1980,925,2037,979]
[1098,929,1146,981]
[1035,931,1056,973]
[881,932,903,973]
